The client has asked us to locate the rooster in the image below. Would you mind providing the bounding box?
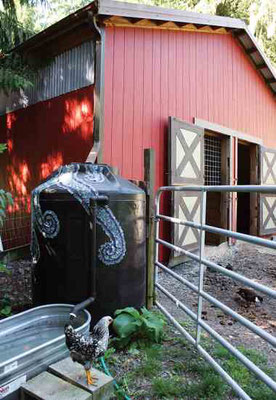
[64,316,113,385]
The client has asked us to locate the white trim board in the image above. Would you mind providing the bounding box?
[194,118,263,145]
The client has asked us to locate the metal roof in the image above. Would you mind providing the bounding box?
[12,0,276,97]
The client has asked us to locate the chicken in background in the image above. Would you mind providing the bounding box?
[64,316,113,385]
[236,288,263,305]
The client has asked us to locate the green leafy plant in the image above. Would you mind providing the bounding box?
[0,143,13,227]
[0,294,11,317]
[112,307,165,348]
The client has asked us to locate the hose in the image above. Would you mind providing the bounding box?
[99,356,132,400]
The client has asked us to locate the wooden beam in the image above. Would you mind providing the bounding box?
[246,47,257,55]
[194,118,263,145]
[98,0,245,29]
[266,77,276,84]
[144,148,155,309]
[233,29,245,37]
[256,63,267,70]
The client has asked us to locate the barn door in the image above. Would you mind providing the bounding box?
[259,146,276,235]
[168,117,204,253]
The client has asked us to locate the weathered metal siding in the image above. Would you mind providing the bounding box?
[0,40,94,115]
[0,85,94,249]
[103,27,276,190]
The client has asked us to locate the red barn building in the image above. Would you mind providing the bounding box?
[0,0,276,253]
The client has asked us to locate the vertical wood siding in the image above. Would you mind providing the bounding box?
[103,27,276,190]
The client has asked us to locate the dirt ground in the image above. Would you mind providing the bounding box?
[1,241,275,358]
[0,241,275,398]
[158,240,276,366]
[0,258,32,316]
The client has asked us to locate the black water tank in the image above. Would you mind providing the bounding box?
[31,163,146,322]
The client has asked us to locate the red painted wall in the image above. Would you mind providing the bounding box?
[0,86,94,249]
[103,27,276,188]
[103,27,276,258]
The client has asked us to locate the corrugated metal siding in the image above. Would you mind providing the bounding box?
[0,40,94,115]
[103,27,276,189]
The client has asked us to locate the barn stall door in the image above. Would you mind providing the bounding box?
[259,147,276,235]
[168,117,204,253]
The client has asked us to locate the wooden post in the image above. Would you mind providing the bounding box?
[144,148,155,309]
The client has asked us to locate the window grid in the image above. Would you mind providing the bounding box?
[204,135,222,185]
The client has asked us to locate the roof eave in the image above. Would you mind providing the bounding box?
[97,0,245,29]
[12,1,97,54]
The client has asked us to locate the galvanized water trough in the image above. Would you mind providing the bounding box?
[0,304,91,400]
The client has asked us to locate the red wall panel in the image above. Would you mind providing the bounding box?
[103,27,276,189]
[103,27,276,259]
[0,86,94,249]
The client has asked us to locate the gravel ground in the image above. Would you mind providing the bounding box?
[158,240,276,366]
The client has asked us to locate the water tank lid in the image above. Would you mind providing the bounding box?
[33,163,145,200]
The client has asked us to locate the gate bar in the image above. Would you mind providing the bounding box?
[196,190,206,344]
[156,213,276,251]
[155,300,252,400]
[156,260,276,347]
[157,185,276,193]
[156,283,276,392]
[156,238,276,298]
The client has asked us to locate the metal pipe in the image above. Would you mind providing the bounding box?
[155,300,252,400]
[156,284,276,393]
[154,194,161,287]
[157,185,276,194]
[197,346,252,400]
[229,136,233,244]
[90,198,97,299]
[86,13,104,163]
[156,213,276,250]
[196,190,206,344]
[156,238,276,298]
[70,297,95,320]
[156,260,276,347]
[155,301,196,345]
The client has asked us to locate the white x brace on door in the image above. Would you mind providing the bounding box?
[168,117,205,253]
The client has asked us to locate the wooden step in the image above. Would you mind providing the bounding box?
[48,357,114,400]
[20,371,92,400]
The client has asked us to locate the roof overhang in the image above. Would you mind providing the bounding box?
[97,0,276,98]
[12,0,276,97]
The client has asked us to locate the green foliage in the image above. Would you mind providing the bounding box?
[112,307,165,348]
[0,294,12,317]
[135,345,163,377]
[0,144,13,226]
[0,188,13,227]
[0,264,11,275]
[185,342,276,400]
[216,0,253,23]
[0,143,7,153]
[0,0,42,91]
[0,53,35,92]
[152,376,186,398]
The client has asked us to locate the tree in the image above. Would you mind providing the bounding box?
[0,0,39,91]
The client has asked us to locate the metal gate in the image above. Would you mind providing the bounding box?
[154,184,276,400]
